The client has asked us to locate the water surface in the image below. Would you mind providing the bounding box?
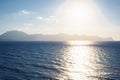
[0,41,120,80]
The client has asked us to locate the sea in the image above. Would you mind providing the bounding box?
[0,41,120,80]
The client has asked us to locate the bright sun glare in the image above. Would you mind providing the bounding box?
[69,41,93,46]
[67,2,93,23]
[56,0,99,35]
[61,1,95,24]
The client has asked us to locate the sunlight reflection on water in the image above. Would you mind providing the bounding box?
[68,41,94,46]
[60,41,105,80]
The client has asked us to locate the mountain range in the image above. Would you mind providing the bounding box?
[0,30,113,41]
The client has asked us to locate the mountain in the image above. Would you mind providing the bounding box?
[0,31,29,41]
[0,30,114,41]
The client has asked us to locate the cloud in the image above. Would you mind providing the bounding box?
[36,16,43,20]
[23,23,33,26]
[36,16,58,23]
[44,16,58,22]
[49,16,55,18]
[20,9,33,15]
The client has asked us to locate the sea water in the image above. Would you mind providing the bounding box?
[0,41,120,80]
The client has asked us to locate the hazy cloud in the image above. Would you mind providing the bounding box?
[44,16,58,22]
[36,16,43,20]
[23,23,33,26]
[36,16,58,23]
[20,9,31,15]
[49,16,55,18]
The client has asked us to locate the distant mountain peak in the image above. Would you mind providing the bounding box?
[2,30,28,36]
[0,30,28,41]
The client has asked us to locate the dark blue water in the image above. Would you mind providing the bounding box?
[0,41,120,80]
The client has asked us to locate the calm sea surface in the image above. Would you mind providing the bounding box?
[0,41,120,80]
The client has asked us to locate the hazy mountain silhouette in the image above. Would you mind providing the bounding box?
[0,31,29,41]
[0,30,113,41]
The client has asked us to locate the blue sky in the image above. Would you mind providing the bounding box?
[96,0,120,26]
[0,0,63,32]
[0,0,120,40]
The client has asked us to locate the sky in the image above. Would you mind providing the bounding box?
[0,0,120,40]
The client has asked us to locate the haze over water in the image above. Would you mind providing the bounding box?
[0,41,120,80]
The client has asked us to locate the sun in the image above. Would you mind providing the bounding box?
[59,1,95,24]
[55,0,97,35]
[66,2,93,23]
